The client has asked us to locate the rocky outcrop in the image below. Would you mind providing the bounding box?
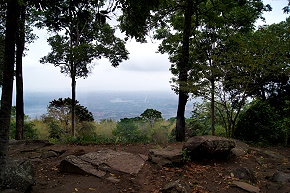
[59,149,145,182]
[183,135,235,159]
[148,148,182,166]
[2,159,35,193]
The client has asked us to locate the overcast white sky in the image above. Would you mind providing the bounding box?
[21,0,289,93]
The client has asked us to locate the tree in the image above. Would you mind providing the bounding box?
[154,0,268,139]
[15,2,26,140]
[140,108,162,128]
[44,97,94,134]
[0,0,20,187]
[214,18,290,137]
[40,0,129,137]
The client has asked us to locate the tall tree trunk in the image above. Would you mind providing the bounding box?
[15,3,26,140]
[71,74,76,137]
[175,0,193,142]
[210,78,215,136]
[0,0,20,187]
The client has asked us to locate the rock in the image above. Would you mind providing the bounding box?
[106,176,121,183]
[161,180,187,193]
[232,167,257,183]
[231,139,249,156]
[148,148,182,166]
[41,150,58,158]
[59,155,106,178]
[232,181,260,193]
[3,159,35,193]
[59,149,145,179]
[1,189,21,193]
[272,172,290,182]
[183,135,235,159]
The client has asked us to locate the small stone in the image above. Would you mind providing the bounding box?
[272,172,290,182]
[106,176,120,183]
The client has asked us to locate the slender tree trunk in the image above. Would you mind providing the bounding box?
[210,78,215,136]
[175,0,193,142]
[15,3,26,140]
[0,0,20,187]
[71,74,76,137]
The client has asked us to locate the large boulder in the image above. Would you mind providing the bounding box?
[183,135,235,159]
[2,159,35,193]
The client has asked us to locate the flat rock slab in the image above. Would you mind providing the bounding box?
[233,181,260,193]
[59,149,145,179]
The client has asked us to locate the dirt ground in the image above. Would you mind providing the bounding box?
[7,141,290,193]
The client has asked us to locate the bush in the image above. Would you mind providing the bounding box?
[112,118,149,143]
[78,121,97,136]
[48,120,66,139]
[10,120,39,139]
[235,100,282,145]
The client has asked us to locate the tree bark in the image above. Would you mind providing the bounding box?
[175,0,193,142]
[71,74,76,137]
[0,0,20,187]
[210,78,215,136]
[15,3,26,140]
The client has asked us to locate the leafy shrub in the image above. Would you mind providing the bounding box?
[48,120,66,139]
[235,100,282,145]
[10,120,39,139]
[112,118,149,143]
[78,121,97,136]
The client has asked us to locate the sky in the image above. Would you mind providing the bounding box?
[21,0,290,93]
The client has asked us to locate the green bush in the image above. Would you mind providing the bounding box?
[10,121,39,139]
[112,118,149,143]
[235,100,283,145]
[48,120,66,139]
[78,121,96,136]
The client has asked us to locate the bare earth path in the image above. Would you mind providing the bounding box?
[7,141,290,193]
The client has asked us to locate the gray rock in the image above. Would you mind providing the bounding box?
[41,150,58,158]
[231,139,249,156]
[148,148,182,166]
[59,149,145,179]
[183,135,235,159]
[1,189,22,193]
[3,159,35,193]
[106,176,120,183]
[161,180,187,193]
[272,172,290,182]
[232,167,257,183]
[232,181,260,193]
[59,155,106,178]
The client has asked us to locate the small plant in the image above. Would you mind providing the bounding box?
[181,148,191,162]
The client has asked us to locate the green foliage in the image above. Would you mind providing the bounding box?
[140,108,162,128]
[42,97,94,134]
[47,120,66,140]
[78,121,96,136]
[10,120,39,140]
[112,118,149,143]
[235,100,284,145]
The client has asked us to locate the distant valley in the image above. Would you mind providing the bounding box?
[21,91,194,121]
